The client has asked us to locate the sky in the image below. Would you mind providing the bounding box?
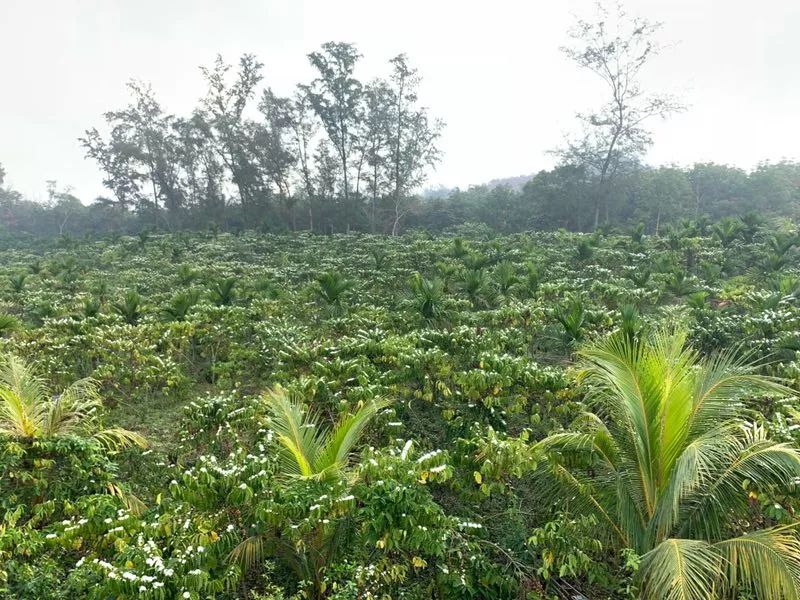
[1,0,799,202]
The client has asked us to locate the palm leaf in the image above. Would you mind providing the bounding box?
[316,398,390,474]
[264,388,322,477]
[715,527,800,599]
[230,535,266,573]
[638,538,722,600]
[679,424,800,540]
[93,427,148,450]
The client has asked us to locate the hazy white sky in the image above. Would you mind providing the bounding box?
[1,0,798,201]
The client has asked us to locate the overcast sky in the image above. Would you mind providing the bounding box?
[1,0,798,202]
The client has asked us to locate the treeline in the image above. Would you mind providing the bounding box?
[78,43,442,235]
[1,23,798,239]
[1,42,443,238]
[408,161,800,233]
[2,159,798,238]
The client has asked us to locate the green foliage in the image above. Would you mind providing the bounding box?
[0,354,145,448]
[537,329,800,599]
[176,264,199,285]
[209,277,237,306]
[262,387,388,479]
[8,273,28,293]
[111,290,144,325]
[313,271,353,311]
[576,238,594,261]
[81,297,102,319]
[0,225,798,599]
[0,313,19,336]
[401,272,448,323]
[161,290,199,322]
[554,294,586,345]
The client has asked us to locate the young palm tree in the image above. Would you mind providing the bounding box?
[8,273,28,293]
[519,261,541,298]
[160,290,199,322]
[459,268,495,309]
[80,296,102,319]
[209,277,237,306]
[231,389,388,596]
[111,290,144,325]
[536,329,800,600]
[0,354,145,449]
[0,313,19,336]
[176,264,199,285]
[712,217,744,248]
[553,294,586,345]
[314,270,353,312]
[264,387,389,480]
[493,261,519,297]
[401,272,448,323]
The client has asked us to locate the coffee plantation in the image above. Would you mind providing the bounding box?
[2,223,800,599]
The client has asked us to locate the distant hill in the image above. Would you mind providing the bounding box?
[422,174,533,200]
[483,174,534,191]
[423,174,534,198]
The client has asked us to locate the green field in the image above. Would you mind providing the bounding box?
[2,224,800,599]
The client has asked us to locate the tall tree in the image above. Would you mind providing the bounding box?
[558,2,683,230]
[631,166,693,234]
[286,91,320,231]
[358,79,393,231]
[256,89,297,228]
[172,114,227,226]
[384,54,443,235]
[199,54,265,223]
[81,81,184,227]
[688,162,750,219]
[304,42,364,229]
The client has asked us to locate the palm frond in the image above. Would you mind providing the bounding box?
[316,398,390,473]
[649,426,740,542]
[0,355,47,436]
[264,388,322,477]
[680,424,800,540]
[688,348,794,439]
[43,377,102,437]
[93,427,148,450]
[578,331,660,518]
[638,538,722,600]
[230,535,266,573]
[715,527,800,599]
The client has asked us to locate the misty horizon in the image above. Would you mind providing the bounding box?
[2,0,799,203]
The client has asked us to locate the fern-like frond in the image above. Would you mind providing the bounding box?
[715,527,800,599]
[638,538,722,600]
[316,398,390,474]
[93,427,148,451]
[264,387,323,477]
[230,535,265,573]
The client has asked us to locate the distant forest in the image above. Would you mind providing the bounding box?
[4,155,798,239]
[2,14,799,238]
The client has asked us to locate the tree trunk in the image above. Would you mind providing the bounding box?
[593,196,601,231]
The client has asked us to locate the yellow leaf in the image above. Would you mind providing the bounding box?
[412,556,427,568]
